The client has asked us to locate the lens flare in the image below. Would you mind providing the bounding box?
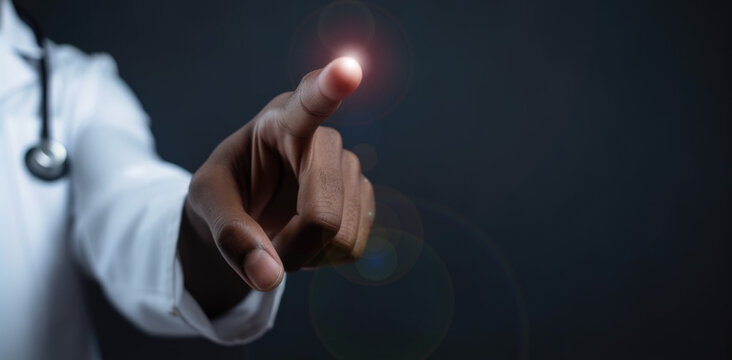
[412,199,531,360]
[323,185,424,286]
[320,56,363,100]
[289,1,413,126]
[354,234,398,281]
[310,243,453,360]
[317,0,375,52]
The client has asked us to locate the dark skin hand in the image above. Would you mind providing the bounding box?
[177,57,375,317]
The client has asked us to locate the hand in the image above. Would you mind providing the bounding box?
[178,57,375,315]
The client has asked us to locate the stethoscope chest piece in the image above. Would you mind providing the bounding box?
[15,2,71,182]
[25,139,69,181]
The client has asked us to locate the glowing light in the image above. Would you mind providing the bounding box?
[321,57,363,100]
[288,1,413,125]
[339,48,366,68]
[337,56,363,80]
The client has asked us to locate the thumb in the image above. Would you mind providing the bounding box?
[215,210,283,292]
[188,166,284,291]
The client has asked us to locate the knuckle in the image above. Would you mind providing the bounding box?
[262,107,285,123]
[266,107,293,135]
[214,219,244,249]
[299,70,318,85]
[213,219,259,258]
[316,127,343,149]
[303,207,342,234]
[257,94,291,134]
[298,91,330,119]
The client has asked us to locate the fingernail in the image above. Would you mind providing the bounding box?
[244,249,283,291]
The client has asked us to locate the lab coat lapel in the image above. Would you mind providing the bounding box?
[0,40,36,102]
[0,0,41,102]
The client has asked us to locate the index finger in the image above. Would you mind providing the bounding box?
[280,57,363,138]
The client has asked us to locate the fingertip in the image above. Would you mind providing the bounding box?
[318,56,363,100]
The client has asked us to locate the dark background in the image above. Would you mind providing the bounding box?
[17,0,731,358]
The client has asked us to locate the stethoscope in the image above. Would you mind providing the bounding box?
[15,3,69,182]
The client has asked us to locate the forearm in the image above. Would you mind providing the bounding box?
[178,198,252,318]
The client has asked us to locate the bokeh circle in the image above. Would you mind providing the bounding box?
[325,185,424,286]
[310,242,454,360]
[412,198,531,360]
[353,234,398,281]
[289,1,414,126]
[317,1,376,52]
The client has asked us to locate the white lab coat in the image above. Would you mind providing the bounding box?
[0,1,284,359]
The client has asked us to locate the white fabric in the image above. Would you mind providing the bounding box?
[0,1,284,359]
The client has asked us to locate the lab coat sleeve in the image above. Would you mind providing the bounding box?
[67,53,284,345]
